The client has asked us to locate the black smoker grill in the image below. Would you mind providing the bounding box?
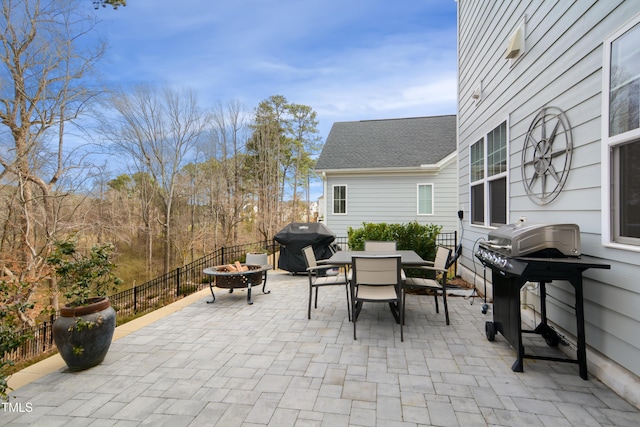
[476,221,610,379]
[274,222,337,273]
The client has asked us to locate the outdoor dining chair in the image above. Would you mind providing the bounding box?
[364,240,406,281]
[302,245,351,321]
[364,240,397,251]
[403,246,452,325]
[351,255,404,341]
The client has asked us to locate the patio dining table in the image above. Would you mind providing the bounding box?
[318,250,428,267]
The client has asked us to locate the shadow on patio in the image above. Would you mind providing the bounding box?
[5,270,639,426]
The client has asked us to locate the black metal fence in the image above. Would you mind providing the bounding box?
[109,239,276,320]
[333,231,456,250]
[5,232,456,364]
[3,319,56,365]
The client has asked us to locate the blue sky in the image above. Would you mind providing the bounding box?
[93,0,458,197]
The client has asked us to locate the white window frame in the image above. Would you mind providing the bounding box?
[417,183,434,216]
[469,119,509,228]
[332,184,347,215]
[602,13,640,251]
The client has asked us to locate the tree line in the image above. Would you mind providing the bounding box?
[0,0,321,329]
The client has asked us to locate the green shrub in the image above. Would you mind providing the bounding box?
[347,221,443,277]
[347,221,442,257]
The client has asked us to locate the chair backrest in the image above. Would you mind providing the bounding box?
[302,245,317,269]
[352,256,401,286]
[364,241,397,251]
[433,246,452,270]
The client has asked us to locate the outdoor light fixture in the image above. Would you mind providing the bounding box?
[471,85,482,100]
[471,80,482,102]
[505,17,526,60]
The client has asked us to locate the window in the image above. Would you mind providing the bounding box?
[332,185,346,214]
[603,16,640,247]
[417,184,434,215]
[470,121,508,227]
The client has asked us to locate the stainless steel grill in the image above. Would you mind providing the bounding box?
[476,222,580,272]
[475,221,609,380]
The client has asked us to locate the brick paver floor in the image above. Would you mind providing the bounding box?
[4,271,639,426]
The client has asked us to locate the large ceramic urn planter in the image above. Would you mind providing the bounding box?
[53,297,116,371]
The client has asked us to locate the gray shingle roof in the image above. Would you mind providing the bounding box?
[315,115,456,171]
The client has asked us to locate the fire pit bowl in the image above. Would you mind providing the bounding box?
[203,264,271,305]
[210,264,264,288]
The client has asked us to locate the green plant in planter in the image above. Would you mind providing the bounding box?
[48,239,123,371]
[48,239,123,308]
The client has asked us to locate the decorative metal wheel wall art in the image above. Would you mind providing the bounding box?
[521,106,573,205]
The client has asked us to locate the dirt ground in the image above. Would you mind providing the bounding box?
[449,276,473,289]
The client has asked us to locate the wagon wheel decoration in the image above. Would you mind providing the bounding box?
[521,107,573,205]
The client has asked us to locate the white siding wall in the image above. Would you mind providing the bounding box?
[458,0,640,379]
[323,158,459,239]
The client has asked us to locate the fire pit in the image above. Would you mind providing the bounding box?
[203,264,271,305]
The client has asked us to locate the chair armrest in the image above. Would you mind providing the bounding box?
[408,265,447,274]
[306,264,342,272]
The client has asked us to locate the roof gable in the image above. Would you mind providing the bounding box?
[315,115,457,171]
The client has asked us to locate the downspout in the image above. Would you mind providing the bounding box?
[321,172,328,223]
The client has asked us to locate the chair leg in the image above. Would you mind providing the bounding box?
[308,284,313,319]
[344,285,351,321]
[401,289,406,326]
[353,301,357,340]
[399,294,404,342]
[314,286,319,309]
[344,269,351,321]
[352,288,357,339]
[433,292,440,313]
[441,284,450,325]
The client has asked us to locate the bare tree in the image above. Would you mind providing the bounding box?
[94,0,125,9]
[100,85,208,273]
[0,0,105,313]
[246,96,289,240]
[246,96,321,234]
[287,103,321,222]
[208,100,250,245]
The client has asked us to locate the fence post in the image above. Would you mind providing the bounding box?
[134,285,138,313]
[176,267,181,296]
[221,247,225,265]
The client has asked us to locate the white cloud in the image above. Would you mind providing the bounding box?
[96,0,458,141]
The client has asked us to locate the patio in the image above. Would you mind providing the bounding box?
[5,270,639,426]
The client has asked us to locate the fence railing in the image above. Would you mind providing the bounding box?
[333,231,456,249]
[4,232,456,364]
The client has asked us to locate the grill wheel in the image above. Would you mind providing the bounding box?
[485,321,496,341]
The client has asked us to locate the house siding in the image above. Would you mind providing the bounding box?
[458,0,640,387]
[323,157,459,239]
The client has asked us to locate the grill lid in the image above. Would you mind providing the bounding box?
[484,222,581,257]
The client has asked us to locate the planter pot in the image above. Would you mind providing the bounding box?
[53,297,116,372]
[246,252,268,266]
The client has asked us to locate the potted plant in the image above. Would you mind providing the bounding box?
[48,239,123,371]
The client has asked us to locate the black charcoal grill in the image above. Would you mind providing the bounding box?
[476,221,610,379]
